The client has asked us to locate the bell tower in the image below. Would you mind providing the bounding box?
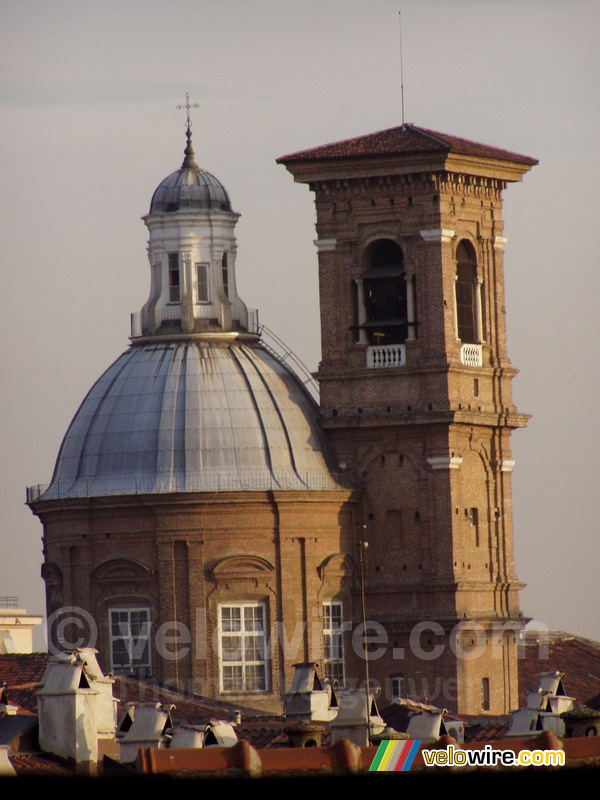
[279,124,537,715]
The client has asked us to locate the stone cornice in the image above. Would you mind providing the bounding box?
[313,238,337,252]
[420,228,455,244]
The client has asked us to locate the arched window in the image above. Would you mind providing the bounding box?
[455,240,479,343]
[356,239,414,345]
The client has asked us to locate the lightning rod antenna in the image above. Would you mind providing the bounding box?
[399,12,406,125]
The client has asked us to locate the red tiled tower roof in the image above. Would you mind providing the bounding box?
[277,123,538,167]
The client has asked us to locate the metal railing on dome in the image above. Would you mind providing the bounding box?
[26,471,359,503]
[257,325,319,402]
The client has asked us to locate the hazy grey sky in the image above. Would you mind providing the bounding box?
[1,0,599,646]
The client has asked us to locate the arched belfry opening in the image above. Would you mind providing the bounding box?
[355,239,414,345]
[279,120,538,715]
[455,239,484,344]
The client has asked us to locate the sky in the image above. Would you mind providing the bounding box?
[1,0,599,649]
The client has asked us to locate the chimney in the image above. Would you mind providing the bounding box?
[283,662,338,723]
[330,688,386,747]
[118,703,174,764]
[36,650,105,772]
[169,725,205,749]
[204,719,238,747]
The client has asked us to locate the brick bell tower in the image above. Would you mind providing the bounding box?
[278,124,537,715]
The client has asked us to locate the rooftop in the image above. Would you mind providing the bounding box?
[518,631,600,706]
[277,123,538,167]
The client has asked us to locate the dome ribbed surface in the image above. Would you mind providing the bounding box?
[149,167,232,214]
[41,342,343,499]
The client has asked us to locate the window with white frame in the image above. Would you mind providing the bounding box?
[323,601,345,686]
[196,262,209,303]
[109,608,151,674]
[391,675,406,702]
[219,603,268,693]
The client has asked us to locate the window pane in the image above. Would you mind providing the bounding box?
[325,661,344,684]
[222,253,229,298]
[131,640,150,667]
[219,603,268,692]
[244,664,266,691]
[110,608,151,673]
[168,253,180,303]
[130,610,149,636]
[221,635,242,662]
[243,635,265,661]
[330,606,342,629]
[244,606,264,631]
[223,665,243,692]
[196,263,209,303]
[111,611,128,636]
[112,639,129,667]
[221,607,241,632]
[324,632,343,660]
[323,602,345,687]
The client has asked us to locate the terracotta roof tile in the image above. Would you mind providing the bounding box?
[518,632,600,705]
[237,719,289,749]
[277,124,538,167]
[0,653,48,688]
[10,753,74,777]
[113,676,265,722]
[465,722,510,742]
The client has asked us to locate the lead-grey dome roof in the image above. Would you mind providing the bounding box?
[149,129,232,214]
[39,342,345,499]
[149,166,232,214]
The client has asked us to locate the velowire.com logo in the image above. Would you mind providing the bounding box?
[369,740,422,772]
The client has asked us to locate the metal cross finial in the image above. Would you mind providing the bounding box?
[176,92,199,130]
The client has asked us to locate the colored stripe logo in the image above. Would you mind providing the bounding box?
[369,740,421,772]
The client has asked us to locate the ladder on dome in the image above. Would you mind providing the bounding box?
[257,324,320,403]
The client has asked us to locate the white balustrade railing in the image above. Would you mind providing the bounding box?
[366,344,406,369]
[130,305,259,336]
[460,343,483,367]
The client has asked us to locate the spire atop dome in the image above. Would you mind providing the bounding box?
[176,92,200,169]
[181,127,198,170]
[136,105,253,340]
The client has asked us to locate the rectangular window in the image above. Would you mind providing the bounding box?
[470,507,480,547]
[196,262,209,303]
[391,675,405,702]
[221,253,229,298]
[456,279,475,343]
[481,677,490,711]
[323,601,345,686]
[219,603,268,693]
[109,608,151,675]
[168,252,180,303]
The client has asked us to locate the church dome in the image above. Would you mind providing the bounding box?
[149,166,232,214]
[41,341,343,499]
[148,127,232,214]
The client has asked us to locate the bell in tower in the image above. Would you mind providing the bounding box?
[279,123,537,715]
